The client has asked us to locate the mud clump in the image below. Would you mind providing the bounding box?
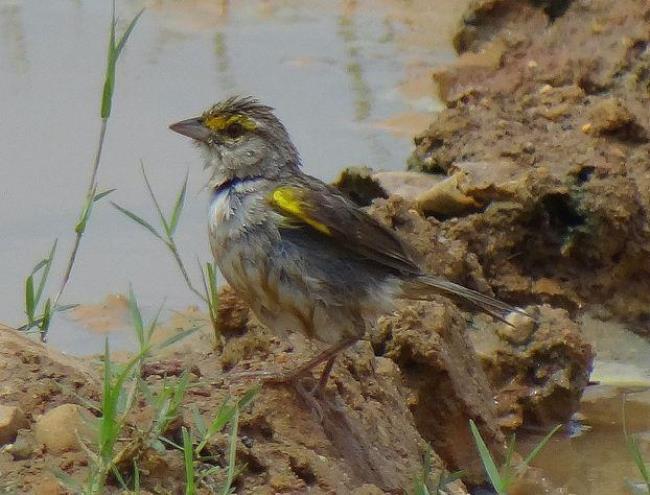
[410,0,650,329]
[0,325,469,494]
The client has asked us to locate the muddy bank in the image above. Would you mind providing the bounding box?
[7,0,646,492]
[407,0,650,331]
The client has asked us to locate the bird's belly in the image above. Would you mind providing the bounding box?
[218,244,332,341]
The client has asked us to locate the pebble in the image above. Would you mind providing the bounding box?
[34,404,96,453]
[0,404,28,445]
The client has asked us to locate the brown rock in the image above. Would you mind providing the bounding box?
[34,404,97,453]
[471,306,593,428]
[0,405,28,445]
[373,301,505,482]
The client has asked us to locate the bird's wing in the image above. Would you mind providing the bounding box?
[269,180,420,275]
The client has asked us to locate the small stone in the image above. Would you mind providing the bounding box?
[6,428,37,460]
[374,357,400,378]
[496,312,535,345]
[0,405,28,445]
[34,404,96,453]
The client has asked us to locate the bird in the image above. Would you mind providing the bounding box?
[170,96,528,394]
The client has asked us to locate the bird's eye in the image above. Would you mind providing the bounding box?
[225,122,245,139]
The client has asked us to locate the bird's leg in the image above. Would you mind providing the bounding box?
[228,336,358,385]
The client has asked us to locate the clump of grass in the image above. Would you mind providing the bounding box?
[469,419,561,495]
[54,287,254,493]
[18,0,143,341]
[112,164,222,345]
[411,446,463,495]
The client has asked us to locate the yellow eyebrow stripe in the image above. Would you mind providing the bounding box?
[271,187,332,236]
[203,114,257,132]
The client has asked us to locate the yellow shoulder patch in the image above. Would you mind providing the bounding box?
[203,114,257,132]
[271,187,332,236]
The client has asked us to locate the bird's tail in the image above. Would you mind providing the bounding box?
[402,275,530,325]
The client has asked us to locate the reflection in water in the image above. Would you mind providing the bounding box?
[0,0,466,354]
[214,31,236,92]
[338,1,372,122]
[0,2,29,75]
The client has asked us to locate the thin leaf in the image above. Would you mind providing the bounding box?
[222,407,240,495]
[52,467,82,492]
[191,404,207,440]
[140,162,171,237]
[111,464,128,490]
[237,384,261,412]
[501,433,517,483]
[127,286,145,349]
[183,427,196,495]
[55,303,78,313]
[111,201,164,241]
[145,301,165,343]
[39,298,52,334]
[100,1,117,118]
[469,419,505,494]
[155,325,200,351]
[133,460,141,493]
[522,424,561,468]
[35,240,57,308]
[94,188,117,202]
[115,8,145,59]
[168,171,188,235]
[25,275,35,322]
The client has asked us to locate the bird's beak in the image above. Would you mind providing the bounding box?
[169,117,212,142]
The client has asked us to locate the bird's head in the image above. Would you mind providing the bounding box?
[170,96,299,186]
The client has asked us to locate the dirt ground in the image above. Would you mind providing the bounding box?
[2,0,648,493]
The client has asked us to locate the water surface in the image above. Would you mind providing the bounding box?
[0,0,470,351]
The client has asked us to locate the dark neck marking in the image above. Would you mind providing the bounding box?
[213,175,262,196]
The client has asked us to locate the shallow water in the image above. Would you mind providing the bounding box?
[0,0,470,352]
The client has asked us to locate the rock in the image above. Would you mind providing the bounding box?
[471,306,593,428]
[415,171,482,217]
[5,428,37,460]
[34,404,97,453]
[373,170,444,199]
[0,405,28,445]
[588,97,647,141]
[332,166,388,206]
[373,301,505,482]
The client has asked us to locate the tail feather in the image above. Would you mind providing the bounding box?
[403,275,531,325]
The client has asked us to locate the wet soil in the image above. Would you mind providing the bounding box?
[2,0,648,493]
[408,0,650,332]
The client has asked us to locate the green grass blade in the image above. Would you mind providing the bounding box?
[624,398,650,492]
[627,435,650,490]
[145,301,165,343]
[221,407,240,495]
[168,171,188,235]
[36,240,57,306]
[25,275,35,322]
[237,384,261,412]
[93,188,116,202]
[155,325,200,351]
[127,286,145,348]
[469,419,505,494]
[100,1,117,119]
[133,460,140,493]
[191,404,207,440]
[182,427,196,495]
[111,202,164,241]
[140,162,171,237]
[39,299,52,333]
[115,8,144,59]
[501,433,516,484]
[522,424,561,468]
